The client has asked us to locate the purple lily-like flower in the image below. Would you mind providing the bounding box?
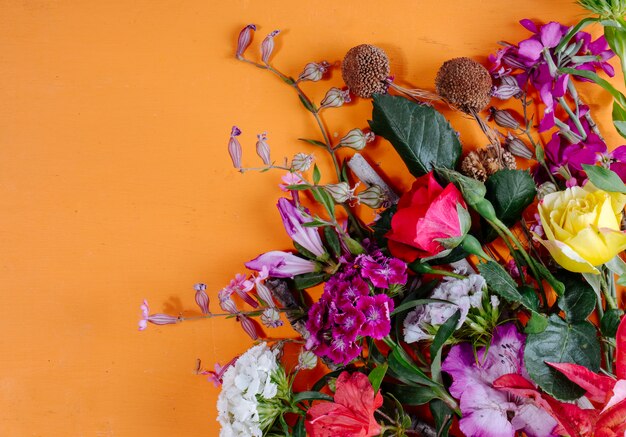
[277,198,326,258]
[442,323,557,437]
[517,21,567,63]
[573,33,615,79]
[245,250,318,278]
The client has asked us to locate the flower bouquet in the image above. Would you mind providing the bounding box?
[141,1,626,435]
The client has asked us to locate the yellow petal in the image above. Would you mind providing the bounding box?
[599,228,626,257]
[595,194,620,231]
[538,201,556,241]
[566,227,611,267]
[536,238,599,274]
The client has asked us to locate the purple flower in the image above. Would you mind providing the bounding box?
[228,126,242,169]
[358,255,407,289]
[517,21,566,62]
[357,295,394,340]
[238,314,259,340]
[235,24,256,59]
[255,132,271,165]
[442,323,557,437]
[194,283,210,315]
[220,273,258,308]
[327,333,361,364]
[245,250,318,278]
[138,299,179,331]
[277,198,326,258]
[333,306,366,341]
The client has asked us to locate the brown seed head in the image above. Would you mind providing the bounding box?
[435,57,492,113]
[342,44,390,98]
[461,145,516,182]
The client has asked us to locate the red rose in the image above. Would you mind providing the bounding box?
[386,171,468,262]
[305,371,383,437]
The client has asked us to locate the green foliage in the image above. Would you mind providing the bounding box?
[601,309,625,337]
[430,399,454,437]
[485,169,536,226]
[369,94,462,177]
[293,271,328,290]
[524,315,601,400]
[582,164,626,193]
[557,272,596,322]
[368,363,388,394]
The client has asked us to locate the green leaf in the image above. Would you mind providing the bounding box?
[293,418,306,437]
[555,17,598,52]
[525,311,549,334]
[293,272,328,290]
[285,184,312,191]
[368,363,388,394]
[369,94,461,177]
[485,169,536,226]
[298,138,327,148]
[387,344,438,387]
[612,102,626,140]
[519,286,540,312]
[294,241,318,260]
[561,67,626,108]
[323,227,341,258]
[311,187,336,219]
[313,164,321,185]
[557,272,596,322]
[602,309,624,337]
[430,399,453,437]
[524,315,601,400]
[582,164,626,194]
[478,261,535,310]
[391,298,453,316]
[298,94,317,113]
[292,391,334,403]
[383,384,438,405]
[430,310,460,383]
[533,261,565,296]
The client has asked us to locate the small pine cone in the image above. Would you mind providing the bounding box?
[435,57,492,113]
[461,145,516,182]
[342,44,390,98]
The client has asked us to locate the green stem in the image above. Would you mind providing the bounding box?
[558,97,587,140]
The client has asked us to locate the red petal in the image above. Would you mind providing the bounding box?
[546,362,614,403]
[597,398,626,432]
[616,315,626,380]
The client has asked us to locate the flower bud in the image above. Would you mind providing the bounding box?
[490,295,500,309]
[505,134,533,159]
[489,107,520,130]
[337,128,375,151]
[147,313,179,326]
[297,61,330,83]
[261,30,280,64]
[260,307,283,328]
[320,87,351,109]
[194,283,210,315]
[297,350,318,370]
[357,185,386,208]
[218,290,239,314]
[255,132,271,165]
[491,75,521,99]
[228,126,243,169]
[324,182,354,203]
[255,280,275,307]
[537,181,557,201]
[236,24,256,59]
[238,315,259,340]
[291,153,314,172]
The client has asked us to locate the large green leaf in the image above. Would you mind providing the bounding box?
[383,383,439,406]
[524,315,600,400]
[430,399,453,437]
[557,272,596,322]
[485,169,536,226]
[369,94,462,177]
[582,164,626,194]
[478,260,535,310]
[612,102,626,140]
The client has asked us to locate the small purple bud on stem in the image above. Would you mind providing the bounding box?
[147,313,180,326]
[228,126,243,169]
[261,30,280,64]
[505,133,533,159]
[255,280,275,307]
[194,283,210,315]
[489,107,520,130]
[255,132,271,165]
[297,61,330,83]
[320,87,351,109]
[236,24,256,59]
[238,315,260,340]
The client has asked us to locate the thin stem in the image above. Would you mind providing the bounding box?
[239,164,291,173]
[180,307,296,322]
[558,97,587,140]
[427,269,467,280]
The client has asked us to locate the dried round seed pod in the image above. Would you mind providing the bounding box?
[342,44,390,98]
[435,57,492,113]
[461,145,516,182]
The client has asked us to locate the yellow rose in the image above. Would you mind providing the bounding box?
[536,184,626,274]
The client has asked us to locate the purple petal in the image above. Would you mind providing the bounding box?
[458,384,516,437]
[611,145,626,162]
[518,39,544,61]
[538,111,555,132]
[553,74,569,98]
[245,250,317,278]
[519,19,538,33]
[511,403,558,437]
[611,162,626,182]
[588,35,609,55]
[540,22,564,48]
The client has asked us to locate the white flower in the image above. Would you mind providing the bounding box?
[217,343,280,437]
[403,273,487,344]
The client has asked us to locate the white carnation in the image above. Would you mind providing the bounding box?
[217,343,280,437]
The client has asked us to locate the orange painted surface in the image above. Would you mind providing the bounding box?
[0,1,622,435]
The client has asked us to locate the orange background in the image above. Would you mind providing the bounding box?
[0,1,622,435]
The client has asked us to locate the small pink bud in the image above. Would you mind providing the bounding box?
[194,283,210,315]
[320,87,351,109]
[261,30,280,64]
[297,61,330,83]
[218,290,239,314]
[255,280,275,307]
[236,24,256,59]
[255,132,271,165]
[228,126,243,169]
[238,315,260,340]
